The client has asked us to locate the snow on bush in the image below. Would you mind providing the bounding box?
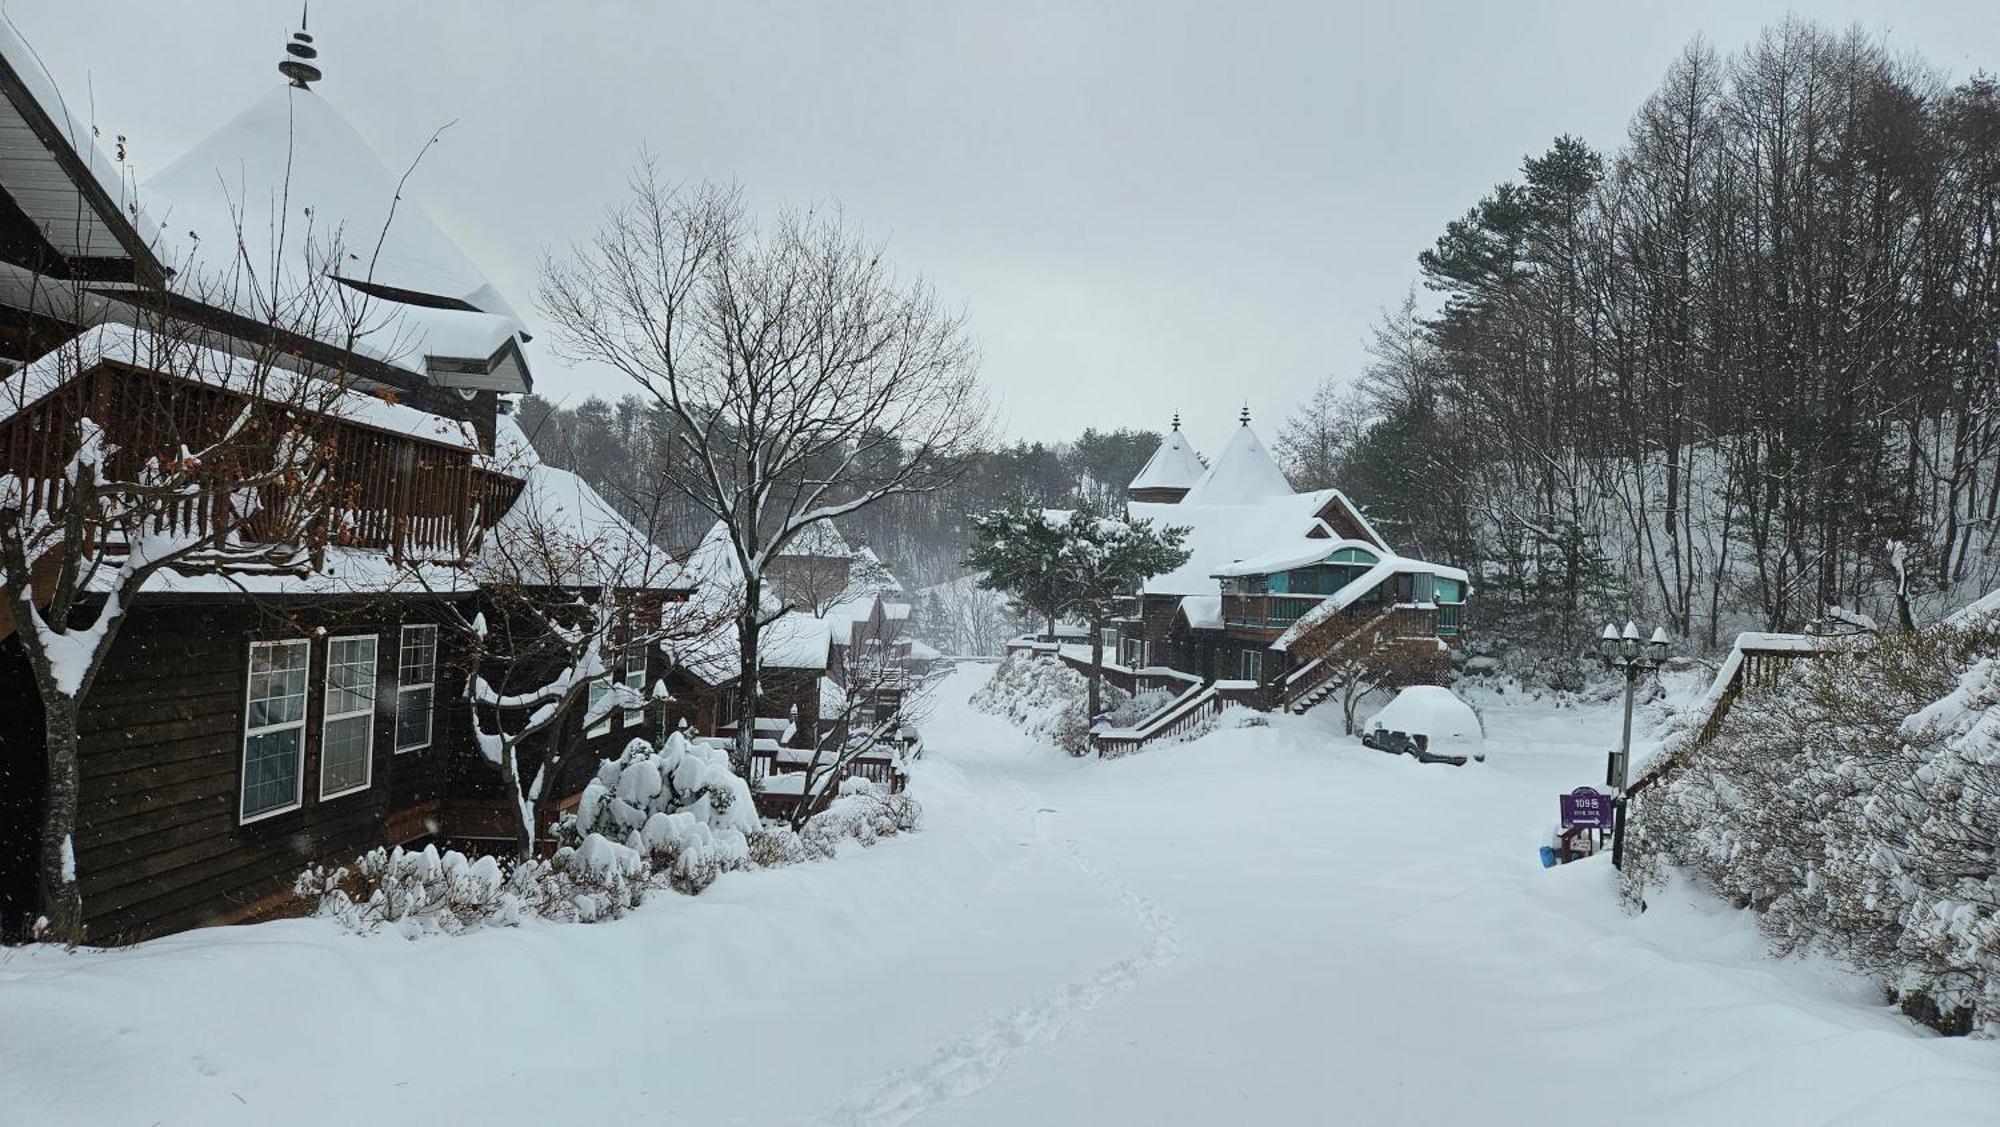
[1629,612,2000,1036]
[292,837,648,937]
[800,777,924,858]
[295,730,924,936]
[574,734,758,893]
[971,650,1128,753]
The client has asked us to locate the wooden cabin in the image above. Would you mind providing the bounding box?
[0,25,690,940]
[1091,411,1469,744]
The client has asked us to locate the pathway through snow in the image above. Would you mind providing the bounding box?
[2,663,1998,1126]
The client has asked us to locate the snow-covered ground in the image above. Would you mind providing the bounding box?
[4,665,1998,1125]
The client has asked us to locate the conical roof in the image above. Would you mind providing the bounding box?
[1129,428,1207,493]
[1181,420,1292,505]
[145,83,522,325]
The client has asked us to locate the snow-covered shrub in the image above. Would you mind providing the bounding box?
[747,824,809,867]
[575,735,758,894]
[294,838,652,935]
[972,650,1128,753]
[799,778,924,859]
[1631,613,2000,1035]
[295,729,926,936]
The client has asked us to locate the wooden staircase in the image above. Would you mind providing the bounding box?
[1090,679,1261,756]
[1278,606,1404,714]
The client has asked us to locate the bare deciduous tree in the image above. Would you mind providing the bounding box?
[539,168,988,771]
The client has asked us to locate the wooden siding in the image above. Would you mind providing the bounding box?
[69,599,469,941]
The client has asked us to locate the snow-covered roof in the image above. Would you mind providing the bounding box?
[1179,595,1223,630]
[142,82,528,382]
[482,464,682,589]
[1211,536,1380,578]
[1130,428,1207,492]
[781,519,852,558]
[82,545,476,599]
[1180,422,1291,506]
[1128,490,1342,597]
[763,612,833,670]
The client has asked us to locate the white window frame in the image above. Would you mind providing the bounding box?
[1241,648,1264,683]
[587,675,613,738]
[319,634,378,801]
[395,624,439,753]
[621,643,647,729]
[240,638,311,825]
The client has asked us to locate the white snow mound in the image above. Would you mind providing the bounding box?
[1367,686,1485,759]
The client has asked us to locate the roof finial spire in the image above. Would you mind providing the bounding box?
[1171,412,1181,432]
[1239,402,1251,426]
[279,4,323,89]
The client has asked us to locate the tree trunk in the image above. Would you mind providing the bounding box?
[733,578,764,776]
[38,703,82,945]
[1086,615,1105,744]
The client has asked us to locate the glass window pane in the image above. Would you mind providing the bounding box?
[400,624,438,685]
[321,714,371,795]
[326,637,377,717]
[396,685,434,750]
[243,727,301,817]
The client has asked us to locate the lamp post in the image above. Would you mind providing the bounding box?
[1597,620,1670,869]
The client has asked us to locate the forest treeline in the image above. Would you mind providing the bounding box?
[519,18,1999,660]
[513,393,1160,589]
[1278,18,2000,655]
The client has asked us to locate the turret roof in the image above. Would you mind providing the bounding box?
[1129,427,1208,492]
[1179,420,1291,505]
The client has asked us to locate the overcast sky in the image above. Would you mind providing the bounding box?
[10,1,2000,456]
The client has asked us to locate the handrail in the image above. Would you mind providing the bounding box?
[1101,680,1214,741]
[1278,606,1402,710]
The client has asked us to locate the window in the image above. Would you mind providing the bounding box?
[1435,577,1463,604]
[241,639,310,823]
[587,676,613,738]
[1240,648,1264,683]
[621,644,647,728]
[396,624,438,752]
[1412,573,1436,604]
[320,635,378,800]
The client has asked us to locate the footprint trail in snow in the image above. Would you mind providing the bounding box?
[815,778,1184,1127]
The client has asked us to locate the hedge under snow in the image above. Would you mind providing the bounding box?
[295,733,922,936]
[1627,612,2000,1037]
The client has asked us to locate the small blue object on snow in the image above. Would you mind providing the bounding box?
[1538,845,1559,869]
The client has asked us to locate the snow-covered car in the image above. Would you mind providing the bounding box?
[1364,686,1485,764]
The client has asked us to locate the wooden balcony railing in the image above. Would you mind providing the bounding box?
[0,359,521,567]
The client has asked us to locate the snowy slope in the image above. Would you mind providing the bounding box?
[2,668,1996,1126]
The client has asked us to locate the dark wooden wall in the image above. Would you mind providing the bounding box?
[0,635,44,936]
[69,597,468,941]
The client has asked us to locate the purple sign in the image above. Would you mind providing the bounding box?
[1560,787,1612,829]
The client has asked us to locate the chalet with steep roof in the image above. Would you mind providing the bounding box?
[1095,410,1469,740]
